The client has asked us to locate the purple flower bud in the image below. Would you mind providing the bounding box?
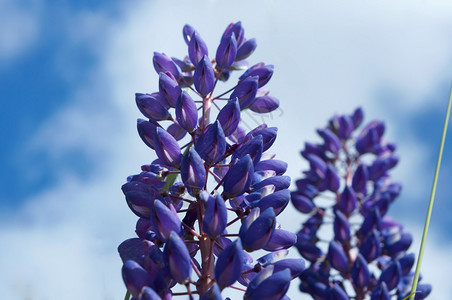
[150,200,181,241]
[253,189,290,216]
[195,120,226,165]
[317,128,340,154]
[379,260,402,290]
[413,284,432,299]
[249,95,280,113]
[153,52,182,79]
[255,159,287,175]
[229,124,247,144]
[231,76,259,109]
[159,72,181,108]
[398,253,415,276]
[307,154,327,179]
[236,38,257,61]
[246,269,291,300]
[338,186,357,216]
[135,93,172,121]
[247,127,278,152]
[188,31,209,65]
[203,193,228,238]
[216,98,241,136]
[358,207,381,237]
[139,287,162,300]
[301,142,328,160]
[334,211,351,242]
[263,229,297,251]
[323,164,340,192]
[257,250,289,266]
[356,120,385,154]
[215,239,245,289]
[253,175,290,192]
[295,241,323,262]
[182,24,196,45]
[233,135,263,165]
[384,232,412,257]
[166,123,186,141]
[291,193,316,213]
[176,91,198,132]
[240,64,274,88]
[122,260,153,298]
[216,32,237,69]
[352,164,368,195]
[223,155,254,198]
[240,207,276,252]
[327,240,349,272]
[153,127,182,168]
[136,218,152,239]
[352,107,364,128]
[329,284,349,300]
[273,259,305,278]
[118,238,154,267]
[193,55,215,96]
[351,254,370,288]
[200,283,222,300]
[336,115,354,139]
[181,148,206,196]
[137,119,159,149]
[359,230,381,262]
[370,282,390,300]
[124,190,154,218]
[163,231,192,283]
[222,21,245,46]
[172,56,194,72]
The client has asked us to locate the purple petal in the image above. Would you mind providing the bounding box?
[158,72,181,108]
[216,32,237,69]
[247,269,291,300]
[338,186,357,216]
[215,239,245,289]
[317,128,340,154]
[328,240,349,272]
[291,193,316,213]
[247,127,278,152]
[176,90,198,132]
[232,135,263,165]
[137,119,159,149]
[182,24,196,45]
[203,192,228,238]
[359,230,381,262]
[150,200,181,241]
[216,98,241,136]
[351,254,370,288]
[166,123,186,141]
[222,155,254,198]
[153,127,182,168]
[222,21,245,46]
[351,107,364,128]
[193,55,215,96]
[180,148,206,196]
[139,287,162,300]
[252,189,290,216]
[189,31,209,65]
[200,283,222,300]
[263,229,297,251]
[195,120,226,165]
[255,159,287,175]
[240,207,276,252]
[370,282,390,300]
[236,38,257,61]
[248,95,280,113]
[135,93,172,121]
[230,76,258,109]
[163,231,192,283]
[122,260,153,299]
[334,210,351,242]
[153,52,182,79]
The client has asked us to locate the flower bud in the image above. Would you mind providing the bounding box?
[291,193,316,213]
[370,282,390,300]
[158,72,181,108]
[216,98,240,136]
[359,230,381,262]
[240,63,274,88]
[378,260,401,291]
[124,190,154,218]
[222,21,245,46]
[180,148,206,196]
[307,154,326,179]
[216,32,237,69]
[153,52,182,79]
[352,164,368,195]
[358,207,381,237]
[118,238,154,267]
[245,269,291,300]
[203,193,228,238]
[139,287,162,300]
[194,55,215,96]
[351,254,370,288]
[223,155,254,198]
[273,258,305,278]
[215,239,245,289]
[150,200,181,241]
[188,31,208,65]
[398,253,415,276]
[230,76,259,109]
[195,120,226,165]
[137,119,159,149]
[334,210,351,242]
[336,115,354,139]
[240,207,276,252]
[182,24,196,45]
[252,189,290,216]
[384,231,412,257]
[295,241,323,262]
[200,283,222,300]
[323,164,340,192]
[338,186,357,216]
[255,159,287,175]
[167,123,186,141]
[352,107,364,128]
[153,127,182,168]
[135,93,172,121]
[232,135,263,165]
[317,128,340,154]
[247,127,278,152]
[163,231,192,284]
[263,229,297,251]
[327,240,349,272]
[176,91,198,132]
[329,284,349,300]
[236,38,257,61]
[249,95,279,113]
[122,260,153,298]
[252,175,290,192]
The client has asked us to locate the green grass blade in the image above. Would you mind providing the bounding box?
[409,85,452,300]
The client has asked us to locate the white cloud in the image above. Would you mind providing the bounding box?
[2,0,452,299]
[0,0,41,62]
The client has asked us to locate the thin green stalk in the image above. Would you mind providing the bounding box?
[124,290,130,300]
[409,86,452,300]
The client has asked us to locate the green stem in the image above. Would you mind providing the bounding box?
[124,290,130,300]
[409,85,452,300]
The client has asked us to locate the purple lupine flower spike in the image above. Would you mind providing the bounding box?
[180,148,206,196]
[120,22,303,300]
[291,108,430,299]
[153,127,182,168]
[193,55,215,96]
[215,239,245,289]
[163,231,192,283]
[176,90,198,132]
[216,32,237,69]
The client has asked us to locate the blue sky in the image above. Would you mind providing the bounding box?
[1,0,452,299]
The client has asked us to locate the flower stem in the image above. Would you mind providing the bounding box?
[409,85,452,300]
[124,291,130,300]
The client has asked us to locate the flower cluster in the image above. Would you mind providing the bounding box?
[118,22,304,300]
[290,108,431,300]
